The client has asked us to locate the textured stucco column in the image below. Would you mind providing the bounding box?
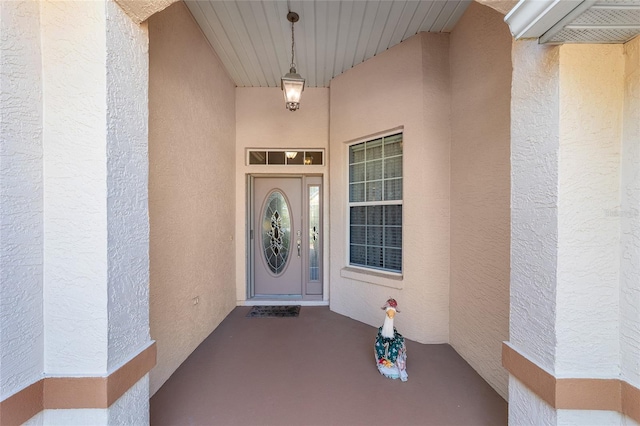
[555,43,625,425]
[509,38,561,424]
[0,0,45,405]
[620,35,640,410]
[509,40,632,425]
[38,0,150,423]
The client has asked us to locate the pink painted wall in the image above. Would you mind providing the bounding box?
[329,33,451,343]
[449,2,512,399]
[236,87,329,149]
[148,2,236,395]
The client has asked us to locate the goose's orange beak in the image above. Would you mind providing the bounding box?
[386,309,396,319]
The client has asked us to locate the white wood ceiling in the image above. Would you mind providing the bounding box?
[185,1,471,88]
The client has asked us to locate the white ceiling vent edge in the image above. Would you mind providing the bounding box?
[541,1,640,44]
[505,0,640,44]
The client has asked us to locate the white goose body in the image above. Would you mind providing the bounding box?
[381,311,395,338]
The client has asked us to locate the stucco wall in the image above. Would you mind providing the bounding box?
[557,410,627,426]
[41,0,110,375]
[510,38,631,423]
[105,0,151,371]
[329,33,450,343]
[449,2,511,399]
[108,374,150,424]
[40,0,150,380]
[235,87,330,303]
[40,1,152,420]
[509,376,557,425]
[555,43,627,425]
[0,0,44,400]
[621,35,640,390]
[24,375,149,425]
[3,0,151,421]
[509,38,560,422]
[149,1,236,395]
[510,39,560,373]
[557,44,624,378]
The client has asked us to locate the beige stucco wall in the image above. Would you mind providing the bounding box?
[329,33,451,343]
[557,43,623,378]
[620,34,640,395]
[449,2,511,399]
[554,41,626,426]
[234,87,330,302]
[148,2,236,395]
[509,39,630,423]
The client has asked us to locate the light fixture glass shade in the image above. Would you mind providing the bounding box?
[281,67,305,111]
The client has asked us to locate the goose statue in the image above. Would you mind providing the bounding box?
[374,298,408,381]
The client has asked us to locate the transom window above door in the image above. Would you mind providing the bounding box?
[247,150,324,165]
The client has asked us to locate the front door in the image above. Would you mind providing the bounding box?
[251,176,322,298]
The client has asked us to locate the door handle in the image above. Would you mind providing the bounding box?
[297,239,301,257]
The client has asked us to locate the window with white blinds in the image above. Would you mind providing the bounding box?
[348,133,402,273]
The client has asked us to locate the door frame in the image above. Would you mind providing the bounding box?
[247,174,323,301]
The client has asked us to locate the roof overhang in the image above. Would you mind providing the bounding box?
[504,0,640,44]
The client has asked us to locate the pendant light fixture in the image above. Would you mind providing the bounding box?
[281,11,305,111]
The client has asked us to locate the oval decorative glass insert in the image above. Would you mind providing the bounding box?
[262,191,291,274]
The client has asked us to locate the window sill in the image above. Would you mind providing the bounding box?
[340,267,403,290]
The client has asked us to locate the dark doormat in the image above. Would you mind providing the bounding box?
[246,305,301,318]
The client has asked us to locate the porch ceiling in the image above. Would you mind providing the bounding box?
[184,0,471,88]
[183,0,640,90]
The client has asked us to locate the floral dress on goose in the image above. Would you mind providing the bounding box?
[374,298,408,382]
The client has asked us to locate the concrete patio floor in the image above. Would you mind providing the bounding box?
[151,306,507,426]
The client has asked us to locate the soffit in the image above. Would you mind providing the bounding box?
[504,0,640,44]
[542,0,640,44]
[184,0,471,88]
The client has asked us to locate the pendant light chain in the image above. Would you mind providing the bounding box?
[290,17,296,69]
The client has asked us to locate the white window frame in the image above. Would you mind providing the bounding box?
[246,149,325,166]
[346,131,403,274]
